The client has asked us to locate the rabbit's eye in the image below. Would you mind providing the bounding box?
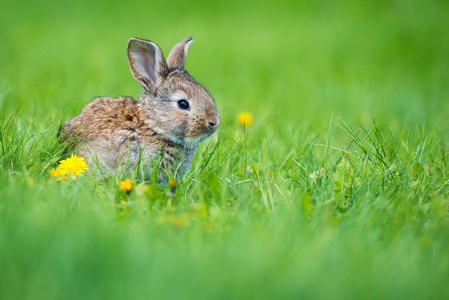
[177,99,190,110]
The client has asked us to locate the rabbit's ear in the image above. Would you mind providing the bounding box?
[127,38,169,90]
[167,37,194,71]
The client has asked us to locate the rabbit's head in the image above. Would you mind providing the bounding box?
[127,37,219,148]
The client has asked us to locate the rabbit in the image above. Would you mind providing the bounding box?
[59,37,220,182]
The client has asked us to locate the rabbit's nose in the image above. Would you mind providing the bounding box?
[206,115,219,130]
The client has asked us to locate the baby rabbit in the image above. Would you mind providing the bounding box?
[60,37,219,181]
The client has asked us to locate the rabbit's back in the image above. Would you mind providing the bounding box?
[61,96,150,144]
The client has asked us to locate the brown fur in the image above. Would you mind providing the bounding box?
[59,37,219,181]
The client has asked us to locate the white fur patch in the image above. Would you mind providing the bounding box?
[170,91,189,101]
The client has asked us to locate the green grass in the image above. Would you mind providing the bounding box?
[1,0,449,299]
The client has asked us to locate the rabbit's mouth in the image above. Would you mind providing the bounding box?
[198,124,218,138]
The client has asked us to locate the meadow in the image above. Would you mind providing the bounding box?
[1,0,449,299]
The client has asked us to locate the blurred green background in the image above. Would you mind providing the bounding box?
[1,0,449,299]
[2,0,448,130]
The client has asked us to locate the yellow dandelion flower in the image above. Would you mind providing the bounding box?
[48,167,68,181]
[59,154,88,177]
[168,178,177,189]
[237,112,253,127]
[49,168,59,177]
[119,179,134,192]
[29,177,34,185]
